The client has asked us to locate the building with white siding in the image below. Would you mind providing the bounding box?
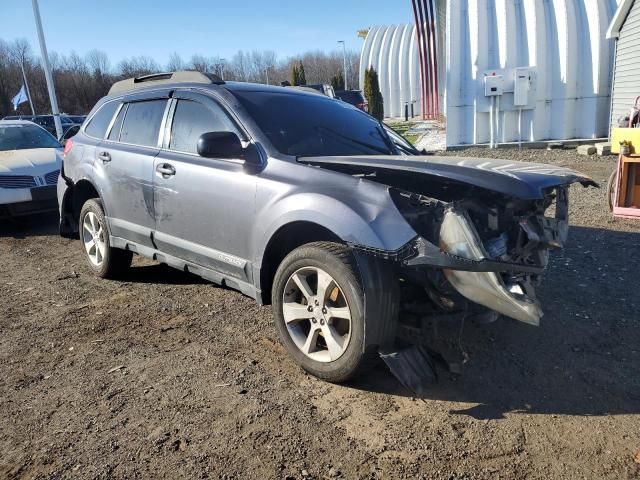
[360,0,620,148]
[607,0,640,130]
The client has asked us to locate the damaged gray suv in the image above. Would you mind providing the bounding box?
[58,71,596,385]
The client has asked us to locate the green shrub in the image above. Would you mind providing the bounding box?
[364,67,384,121]
[331,70,345,91]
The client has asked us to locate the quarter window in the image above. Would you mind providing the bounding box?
[107,105,126,141]
[119,99,167,147]
[169,99,238,154]
[85,101,119,139]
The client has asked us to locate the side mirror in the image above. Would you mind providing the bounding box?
[197,131,244,159]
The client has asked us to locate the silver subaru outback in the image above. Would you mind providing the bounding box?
[58,71,595,386]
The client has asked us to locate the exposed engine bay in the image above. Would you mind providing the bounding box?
[389,183,568,326]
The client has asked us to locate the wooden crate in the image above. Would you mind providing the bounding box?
[613,154,640,219]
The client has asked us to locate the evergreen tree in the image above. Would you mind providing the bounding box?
[364,67,384,121]
[298,61,307,85]
[291,63,299,86]
[331,70,345,91]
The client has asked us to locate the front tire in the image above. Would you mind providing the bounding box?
[272,242,367,382]
[79,199,132,278]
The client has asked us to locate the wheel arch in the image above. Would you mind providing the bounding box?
[258,221,343,305]
[60,178,102,238]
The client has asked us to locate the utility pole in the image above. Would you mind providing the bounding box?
[19,58,35,116]
[338,40,348,90]
[32,0,62,138]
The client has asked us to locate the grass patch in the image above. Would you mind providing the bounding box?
[388,121,420,145]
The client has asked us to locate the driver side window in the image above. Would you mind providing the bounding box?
[169,99,238,154]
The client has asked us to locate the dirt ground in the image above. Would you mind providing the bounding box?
[1,149,639,479]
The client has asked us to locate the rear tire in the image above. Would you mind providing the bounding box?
[272,242,368,382]
[79,199,132,279]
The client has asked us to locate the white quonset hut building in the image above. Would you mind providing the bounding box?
[360,0,620,148]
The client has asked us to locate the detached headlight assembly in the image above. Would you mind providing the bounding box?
[439,208,543,326]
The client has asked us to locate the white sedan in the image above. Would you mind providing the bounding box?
[0,120,62,218]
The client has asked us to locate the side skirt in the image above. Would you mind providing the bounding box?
[110,235,261,301]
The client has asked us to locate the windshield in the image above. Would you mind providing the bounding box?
[233,90,396,157]
[0,124,61,151]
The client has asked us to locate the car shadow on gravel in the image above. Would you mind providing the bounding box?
[0,212,59,238]
[349,225,640,420]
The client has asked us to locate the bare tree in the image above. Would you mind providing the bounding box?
[0,39,19,115]
[230,50,249,82]
[10,38,31,68]
[86,49,110,76]
[117,56,159,78]
[0,38,362,119]
[190,54,209,73]
[166,52,185,71]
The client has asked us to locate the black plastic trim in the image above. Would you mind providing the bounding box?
[352,237,545,275]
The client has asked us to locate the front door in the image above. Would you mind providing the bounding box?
[152,91,256,282]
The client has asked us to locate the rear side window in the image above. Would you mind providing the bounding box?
[169,99,238,154]
[85,102,119,138]
[119,100,167,147]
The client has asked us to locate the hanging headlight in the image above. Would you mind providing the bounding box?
[439,208,543,326]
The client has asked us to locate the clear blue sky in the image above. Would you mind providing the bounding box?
[1,0,414,65]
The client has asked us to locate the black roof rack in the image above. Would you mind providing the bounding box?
[108,71,224,95]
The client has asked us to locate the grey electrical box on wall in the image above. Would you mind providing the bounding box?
[514,68,532,106]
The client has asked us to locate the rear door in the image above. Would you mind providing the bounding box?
[98,93,169,247]
[152,90,256,281]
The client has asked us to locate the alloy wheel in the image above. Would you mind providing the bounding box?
[82,211,106,266]
[282,266,352,362]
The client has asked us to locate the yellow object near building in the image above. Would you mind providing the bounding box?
[611,128,640,154]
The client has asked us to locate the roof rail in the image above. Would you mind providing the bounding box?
[108,71,224,96]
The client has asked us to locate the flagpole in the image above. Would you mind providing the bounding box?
[31,0,62,138]
[19,60,36,116]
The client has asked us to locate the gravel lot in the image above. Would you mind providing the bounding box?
[1,149,639,479]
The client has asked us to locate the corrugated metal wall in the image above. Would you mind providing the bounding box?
[610,0,640,129]
[446,0,619,146]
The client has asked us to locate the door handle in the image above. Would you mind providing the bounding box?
[156,163,176,176]
[98,151,111,162]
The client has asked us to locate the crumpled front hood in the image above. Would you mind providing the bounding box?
[299,155,597,199]
[0,148,62,175]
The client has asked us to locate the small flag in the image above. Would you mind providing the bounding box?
[11,85,28,111]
